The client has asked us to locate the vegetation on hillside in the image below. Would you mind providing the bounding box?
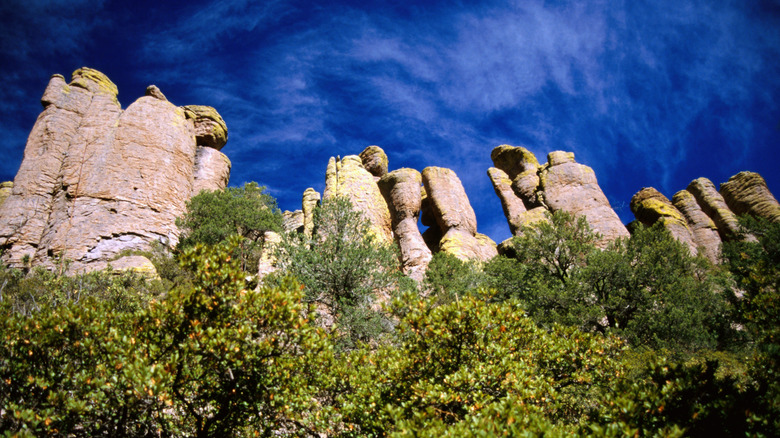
[0,184,778,436]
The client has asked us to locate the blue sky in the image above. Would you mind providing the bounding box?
[1,0,778,243]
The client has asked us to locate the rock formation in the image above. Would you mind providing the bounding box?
[422,167,497,262]
[302,188,321,238]
[0,68,230,272]
[686,177,741,241]
[323,154,393,244]
[488,145,628,247]
[378,168,432,281]
[629,172,779,263]
[720,171,780,223]
[672,189,722,262]
[630,187,697,254]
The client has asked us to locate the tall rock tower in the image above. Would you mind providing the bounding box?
[0,68,230,272]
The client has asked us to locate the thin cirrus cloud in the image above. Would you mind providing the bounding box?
[0,0,777,243]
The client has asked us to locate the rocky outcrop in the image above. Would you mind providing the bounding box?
[302,188,321,238]
[282,210,305,234]
[630,187,697,254]
[324,153,393,244]
[378,168,432,281]
[687,178,741,241]
[422,167,497,261]
[720,171,780,223]
[628,172,779,262]
[672,189,722,262]
[257,231,282,280]
[488,145,628,247]
[0,68,230,272]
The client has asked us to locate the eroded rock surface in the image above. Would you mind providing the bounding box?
[378,168,432,281]
[0,68,230,272]
[673,189,722,262]
[422,167,497,261]
[488,145,627,247]
[631,187,697,255]
[324,155,393,244]
[687,178,741,241]
[720,171,780,223]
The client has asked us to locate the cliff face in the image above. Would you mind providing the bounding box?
[0,68,230,272]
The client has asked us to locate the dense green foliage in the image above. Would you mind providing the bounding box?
[2,187,779,436]
[176,182,283,271]
[270,196,409,349]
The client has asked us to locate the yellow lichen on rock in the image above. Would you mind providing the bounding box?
[720,171,780,222]
[183,105,228,150]
[71,67,119,101]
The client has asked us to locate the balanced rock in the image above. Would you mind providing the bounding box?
[422,167,496,261]
[720,171,780,222]
[183,105,228,150]
[324,155,393,244]
[672,189,722,262]
[488,145,627,246]
[631,187,697,254]
[378,168,432,281]
[359,145,389,178]
[0,68,231,272]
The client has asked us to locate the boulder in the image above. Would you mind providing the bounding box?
[359,145,389,178]
[421,167,477,235]
[631,187,697,255]
[183,105,228,150]
[378,168,432,281]
[490,144,539,179]
[720,171,780,223]
[324,155,393,244]
[0,68,230,272]
[672,189,722,262]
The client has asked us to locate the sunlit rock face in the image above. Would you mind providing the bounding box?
[627,172,779,263]
[488,145,628,248]
[0,68,230,273]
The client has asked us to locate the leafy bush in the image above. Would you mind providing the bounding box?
[322,293,627,436]
[271,196,407,349]
[0,236,329,436]
[176,182,283,272]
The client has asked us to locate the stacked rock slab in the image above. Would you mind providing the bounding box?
[0,68,230,272]
[630,187,697,255]
[488,145,628,247]
[323,154,393,244]
[302,188,321,238]
[378,168,432,281]
[422,167,497,261]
